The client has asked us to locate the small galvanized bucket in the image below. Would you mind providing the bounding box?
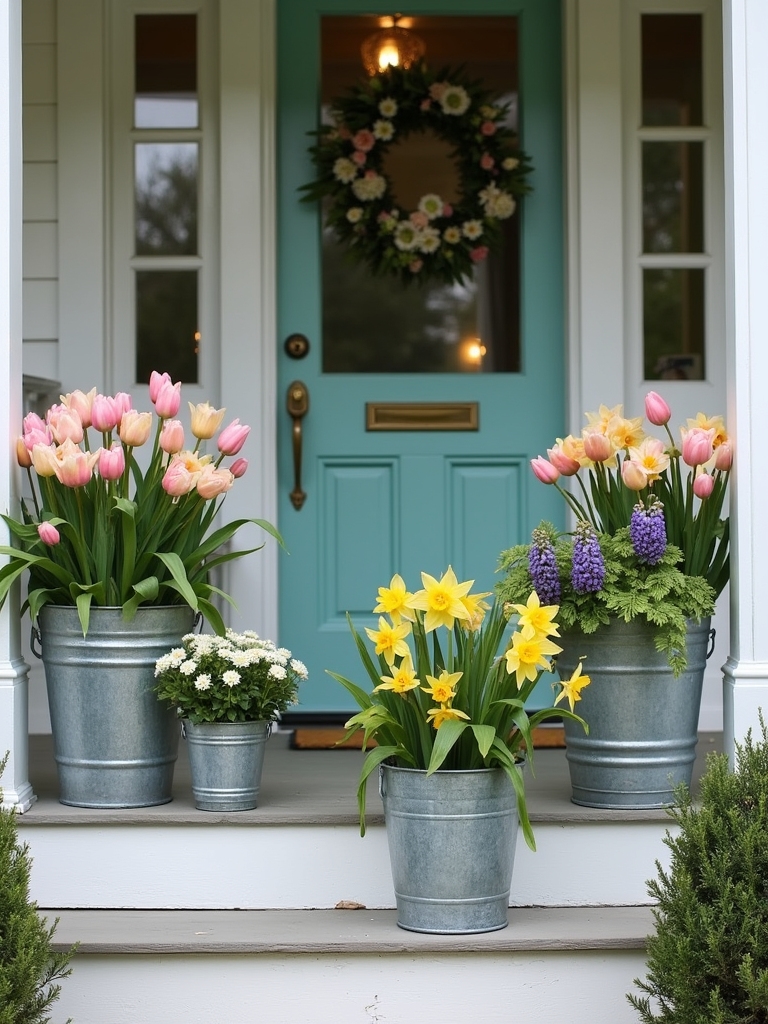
[35,604,194,808]
[183,719,270,811]
[558,617,714,809]
[379,764,519,934]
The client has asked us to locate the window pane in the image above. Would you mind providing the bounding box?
[321,15,520,373]
[643,268,705,380]
[135,14,198,129]
[642,142,704,253]
[642,14,702,127]
[136,271,199,384]
[135,143,198,256]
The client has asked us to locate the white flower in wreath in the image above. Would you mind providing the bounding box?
[443,225,461,244]
[462,219,484,240]
[378,97,398,118]
[346,207,364,223]
[373,119,395,141]
[479,183,501,207]
[333,157,358,184]
[351,173,386,201]
[418,226,441,254]
[480,104,500,119]
[417,194,444,220]
[502,156,520,171]
[440,85,471,116]
[393,221,421,251]
[487,191,516,219]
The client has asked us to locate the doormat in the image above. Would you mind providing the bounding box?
[290,726,565,750]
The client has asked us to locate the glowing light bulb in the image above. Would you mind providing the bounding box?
[378,42,400,69]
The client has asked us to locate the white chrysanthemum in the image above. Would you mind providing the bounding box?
[462,219,484,240]
[393,221,420,251]
[418,194,443,220]
[479,183,500,207]
[194,674,211,691]
[378,97,397,118]
[443,226,461,244]
[277,648,291,659]
[180,660,198,676]
[502,156,519,171]
[346,207,363,223]
[333,157,357,184]
[440,85,471,116]
[222,670,241,687]
[373,119,394,141]
[418,226,441,254]
[269,664,287,680]
[154,654,174,676]
[242,630,259,640]
[169,648,186,665]
[290,659,308,679]
[485,191,516,219]
[351,173,386,201]
[217,647,235,661]
[229,650,252,668]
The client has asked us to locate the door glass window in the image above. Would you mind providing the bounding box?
[320,15,521,373]
[135,14,198,129]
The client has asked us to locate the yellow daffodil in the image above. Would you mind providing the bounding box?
[606,414,645,452]
[627,436,670,482]
[373,574,416,624]
[421,669,463,704]
[557,434,593,469]
[427,705,471,730]
[375,655,420,696]
[407,566,473,632]
[364,617,412,666]
[554,660,591,712]
[504,631,563,686]
[686,413,729,450]
[584,403,622,434]
[511,591,560,640]
[459,591,492,631]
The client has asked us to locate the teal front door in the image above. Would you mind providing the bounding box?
[277,1,564,713]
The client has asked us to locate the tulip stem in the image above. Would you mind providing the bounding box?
[26,468,41,520]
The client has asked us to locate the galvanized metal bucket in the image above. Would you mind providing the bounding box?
[183,719,270,811]
[379,764,519,934]
[558,617,713,809]
[35,604,194,808]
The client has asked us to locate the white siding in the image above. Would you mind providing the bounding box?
[22,0,58,379]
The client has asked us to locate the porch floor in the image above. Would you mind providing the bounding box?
[21,729,723,826]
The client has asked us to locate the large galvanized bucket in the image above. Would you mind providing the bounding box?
[36,604,194,808]
[380,764,519,934]
[558,617,713,809]
[183,719,270,811]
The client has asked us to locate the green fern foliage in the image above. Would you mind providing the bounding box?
[629,721,768,1023]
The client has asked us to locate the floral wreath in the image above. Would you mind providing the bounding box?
[300,64,533,286]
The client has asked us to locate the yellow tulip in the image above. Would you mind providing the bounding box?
[189,401,226,440]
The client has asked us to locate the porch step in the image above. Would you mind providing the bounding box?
[18,732,722,911]
[45,907,654,1024]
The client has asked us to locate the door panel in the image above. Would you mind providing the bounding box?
[278,0,565,712]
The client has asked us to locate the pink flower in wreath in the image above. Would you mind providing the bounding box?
[480,153,495,171]
[409,211,429,229]
[352,150,367,166]
[409,259,423,273]
[429,82,448,101]
[420,98,431,111]
[442,203,453,217]
[470,246,489,263]
[352,129,375,153]
[481,120,497,136]
[337,124,351,140]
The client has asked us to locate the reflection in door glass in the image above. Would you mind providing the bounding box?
[135,143,198,256]
[321,15,521,374]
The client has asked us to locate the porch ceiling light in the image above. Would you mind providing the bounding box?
[361,16,426,76]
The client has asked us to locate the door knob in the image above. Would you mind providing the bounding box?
[286,381,309,510]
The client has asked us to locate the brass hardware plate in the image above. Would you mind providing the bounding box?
[365,401,479,432]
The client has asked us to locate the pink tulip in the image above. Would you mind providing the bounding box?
[113,392,133,422]
[119,410,152,447]
[230,458,248,479]
[196,465,234,500]
[16,437,31,468]
[98,443,125,481]
[37,522,60,546]
[30,443,57,478]
[693,472,715,499]
[149,371,172,402]
[644,391,672,427]
[61,388,96,428]
[714,441,733,472]
[681,427,715,467]
[621,459,648,491]
[162,457,200,497]
[160,419,185,454]
[154,380,182,419]
[217,418,251,456]
[91,395,121,432]
[582,430,613,463]
[531,456,560,485]
[547,445,580,476]
[53,442,99,488]
[47,404,84,445]
[23,427,51,450]
[23,412,46,435]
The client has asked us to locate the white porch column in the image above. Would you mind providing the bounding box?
[722,0,768,763]
[0,0,33,810]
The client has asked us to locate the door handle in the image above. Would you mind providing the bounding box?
[286,381,310,510]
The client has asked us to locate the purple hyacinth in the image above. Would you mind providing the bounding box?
[570,521,605,593]
[630,499,667,565]
[528,526,561,605]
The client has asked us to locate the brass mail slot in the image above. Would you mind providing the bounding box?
[366,401,479,432]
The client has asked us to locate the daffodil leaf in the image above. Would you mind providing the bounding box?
[470,723,495,758]
[325,669,373,710]
[427,719,467,774]
[356,745,399,836]
[490,737,535,851]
